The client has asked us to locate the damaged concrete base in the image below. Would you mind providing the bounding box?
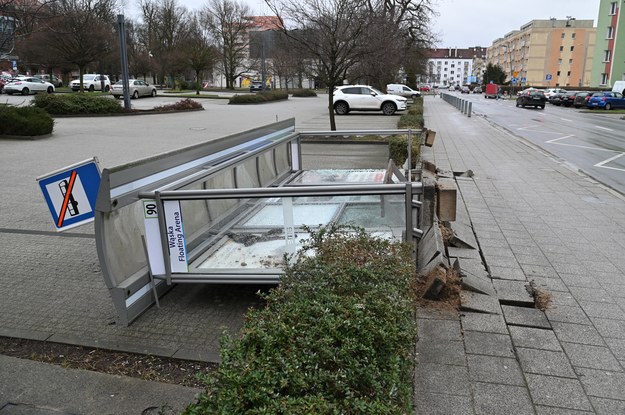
[416,163,553,332]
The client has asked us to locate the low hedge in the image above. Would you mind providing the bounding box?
[185,226,417,414]
[389,134,421,169]
[398,97,424,129]
[229,90,289,104]
[0,105,54,136]
[291,89,318,97]
[32,93,123,115]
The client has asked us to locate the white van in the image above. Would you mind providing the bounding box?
[612,80,625,95]
[386,84,421,98]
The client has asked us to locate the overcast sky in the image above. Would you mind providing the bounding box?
[431,0,600,48]
[124,0,600,49]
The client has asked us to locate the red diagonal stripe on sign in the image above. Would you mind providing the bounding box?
[57,170,77,228]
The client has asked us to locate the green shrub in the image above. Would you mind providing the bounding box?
[185,226,417,415]
[410,96,423,115]
[389,134,421,168]
[291,89,317,97]
[397,113,424,129]
[229,90,289,104]
[153,98,203,111]
[0,105,54,136]
[32,93,123,115]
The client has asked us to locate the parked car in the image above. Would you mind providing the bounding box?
[515,89,546,109]
[559,91,579,107]
[612,80,625,95]
[386,83,421,98]
[543,88,567,99]
[3,76,55,95]
[110,79,157,99]
[448,85,455,91]
[35,74,63,87]
[548,91,566,106]
[249,80,269,92]
[573,91,593,108]
[332,85,407,116]
[473,86,482,94]
[461,86,470,94]
[70,74,111,92]
[587,91,625,110]
[418,84,431,92]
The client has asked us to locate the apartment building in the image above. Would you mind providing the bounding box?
[487,18,595,88]
[591,0,625,87]
[423,47,487,87]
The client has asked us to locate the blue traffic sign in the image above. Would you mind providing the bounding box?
[521,77,527,83]
[511,77,518,84]
[546,74,552,81]
[37,158,101,231]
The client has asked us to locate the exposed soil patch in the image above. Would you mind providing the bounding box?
[526,280,553,311]
[413,265,462,313]
[0,336,216,388]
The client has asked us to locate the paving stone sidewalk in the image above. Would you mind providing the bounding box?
[414,95,625,414]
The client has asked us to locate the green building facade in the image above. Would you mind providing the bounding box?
[591,0,625,87]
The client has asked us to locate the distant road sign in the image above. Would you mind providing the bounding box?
[37,158,101,231]
[511,77,518,84]
[546,74,553,81]
[521,77,527,83]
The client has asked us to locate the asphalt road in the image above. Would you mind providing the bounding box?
[454,92,625,194]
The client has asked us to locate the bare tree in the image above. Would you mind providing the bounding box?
[201,0,251,90]
[1,0,59,59]
[138,0,190,87]
[35,0,118,90]
[186,12,216,94]
[266,0,372,130]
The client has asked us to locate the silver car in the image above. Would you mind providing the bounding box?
[110,79,157,99]
[3,76,55,95]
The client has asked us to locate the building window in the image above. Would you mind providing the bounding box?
[569,59,573,64]
[601,73,609,85]
[559,46,564,51]
[558,59,562,65]
[572,33,576,39]
[604,50,611,62]
[570,46,574,52]
[557,71,561,76]
[610,2,618,15]
[607,26,614,38]
[561,33,565,39]
[567,71,571,76]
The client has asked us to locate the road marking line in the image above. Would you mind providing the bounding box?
[595,126,614,132]
[560,118,572,122]
[57,170,77,228]
[545,135,575,143]
[594,153,625,172]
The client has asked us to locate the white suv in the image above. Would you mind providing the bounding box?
[70,74,111,92]
[333,85,407,116]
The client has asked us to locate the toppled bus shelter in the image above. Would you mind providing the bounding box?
[95,119,429,325]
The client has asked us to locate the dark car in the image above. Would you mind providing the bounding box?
[559,91,579,107]
[548,91,566,106]
[573,92,593,108]
[516,89,546,109]
[587,91,625,110]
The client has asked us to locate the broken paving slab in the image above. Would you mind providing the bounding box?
[449,222,477,249]
[492,280,535,306]
[501,305,551,329]
[458,258,489,279]
[448,246,482,260]
[462,273,496,296]
[461,291,502,315]
[418,225,445,268]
